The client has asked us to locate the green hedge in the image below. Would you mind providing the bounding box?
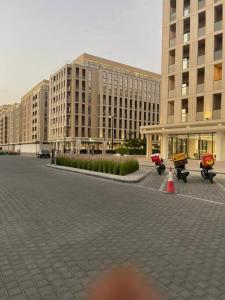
[56,156,139,176]
[0,151,18,155]
[116,147,146,155]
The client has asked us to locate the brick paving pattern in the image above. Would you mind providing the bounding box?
[0,157,225,299]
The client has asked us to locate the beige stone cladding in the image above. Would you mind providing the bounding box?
[8,103,21,147]
[0,105,11,149]
[49,53,161,152]
[20,80,49,152]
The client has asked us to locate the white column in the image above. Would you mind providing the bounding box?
[161,134,168,159]
[215,132,225,161]
[71,141,74,155]
[102,141,107,155]
[76,139,81,156]
[146,134,152,158]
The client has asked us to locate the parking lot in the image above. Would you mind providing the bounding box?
[137,167,225,206]
[1,156,225,299]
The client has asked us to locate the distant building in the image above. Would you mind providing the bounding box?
[20,80,49,153]
[49,53,160,153]
[0,105,12,150]
[141,0,225,161]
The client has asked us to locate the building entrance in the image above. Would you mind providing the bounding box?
[168,133,215,159]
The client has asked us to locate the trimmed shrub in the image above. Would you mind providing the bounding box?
[55,155,139,176]
[0,151,18,155]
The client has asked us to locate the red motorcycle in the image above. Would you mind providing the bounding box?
[151,154,166,175]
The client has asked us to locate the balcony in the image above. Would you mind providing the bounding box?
[212,109,221,119]
[215,20,223,32]
[183,7,190,17]
[181,113,189,122]
[198,26,206,37]
[198,0,205,10]
[196,112,204,121]
[182,58,189,70]
[197,55,205,65]
[170,12,176,22]
[169,90,175,98]
[214,49,223,60]
[169,64,175,73]
[167,115,174,124]
[182,84,189,97]
[169,38,176,48]
[197,83,204,93]
[214,79,222,90]
[183,32,190,43]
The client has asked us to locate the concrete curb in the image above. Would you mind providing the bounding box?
[46,164,151,183]
[139,164,225,175]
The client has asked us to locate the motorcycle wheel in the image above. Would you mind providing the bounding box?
[209,175,214,184]
[183,176,187,183]
[161,164,166,174]
[157,167,162,175]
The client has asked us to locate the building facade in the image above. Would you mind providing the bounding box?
[49,53,160,153]
[141,0,225,161]
[8,103,21,149]
[20,80,49,153]
[0,105,11,150]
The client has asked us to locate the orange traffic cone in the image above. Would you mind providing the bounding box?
[166,167,175,193]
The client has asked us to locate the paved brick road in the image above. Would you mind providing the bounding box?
[1,157,225,300]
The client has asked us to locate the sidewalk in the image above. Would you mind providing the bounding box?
[47,164,151,183]
[138,157,225,174]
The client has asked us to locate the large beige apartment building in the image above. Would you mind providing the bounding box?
[20,80,49,153]
[141,0,225,161]
[0,105,11,150]
[0,80,49,153]
[49,53,160,153]
[0,104,22,151]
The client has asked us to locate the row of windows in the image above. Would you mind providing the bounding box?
[102,95,160,111]
[167,93,222,123]
[168,62,223,98]
[102,72,160,93]
[51,67,72,82]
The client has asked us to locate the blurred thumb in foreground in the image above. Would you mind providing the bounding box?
[87,267,162,300]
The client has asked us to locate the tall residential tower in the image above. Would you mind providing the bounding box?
[141,0,225,161]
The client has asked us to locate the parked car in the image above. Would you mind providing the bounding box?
[37,150,50,158]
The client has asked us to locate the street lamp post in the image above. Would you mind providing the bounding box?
[63,126,67,154]
[36,131,39,156]
[109,115,114,152]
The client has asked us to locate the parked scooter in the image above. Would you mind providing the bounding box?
[172,153,189,183]
[151,153,166,175]
[200,154,216,183]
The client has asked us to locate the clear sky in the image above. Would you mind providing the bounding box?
[0,0,162,105]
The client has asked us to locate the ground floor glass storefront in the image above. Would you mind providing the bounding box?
[168,133,215,159]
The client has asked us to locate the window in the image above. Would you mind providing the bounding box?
[169,23,176,47]
[214,63,222,81]
[196,96,204,121]
[181,99,188,122]
[198,39,205,65]
[214,33,223,60]
[213,94,221,119]
[183,45,189,70]
[170,0,176,21]
[169,49,176,72]
[183,18,190,42]
[215,4,223,32]
[198,11,206,37]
